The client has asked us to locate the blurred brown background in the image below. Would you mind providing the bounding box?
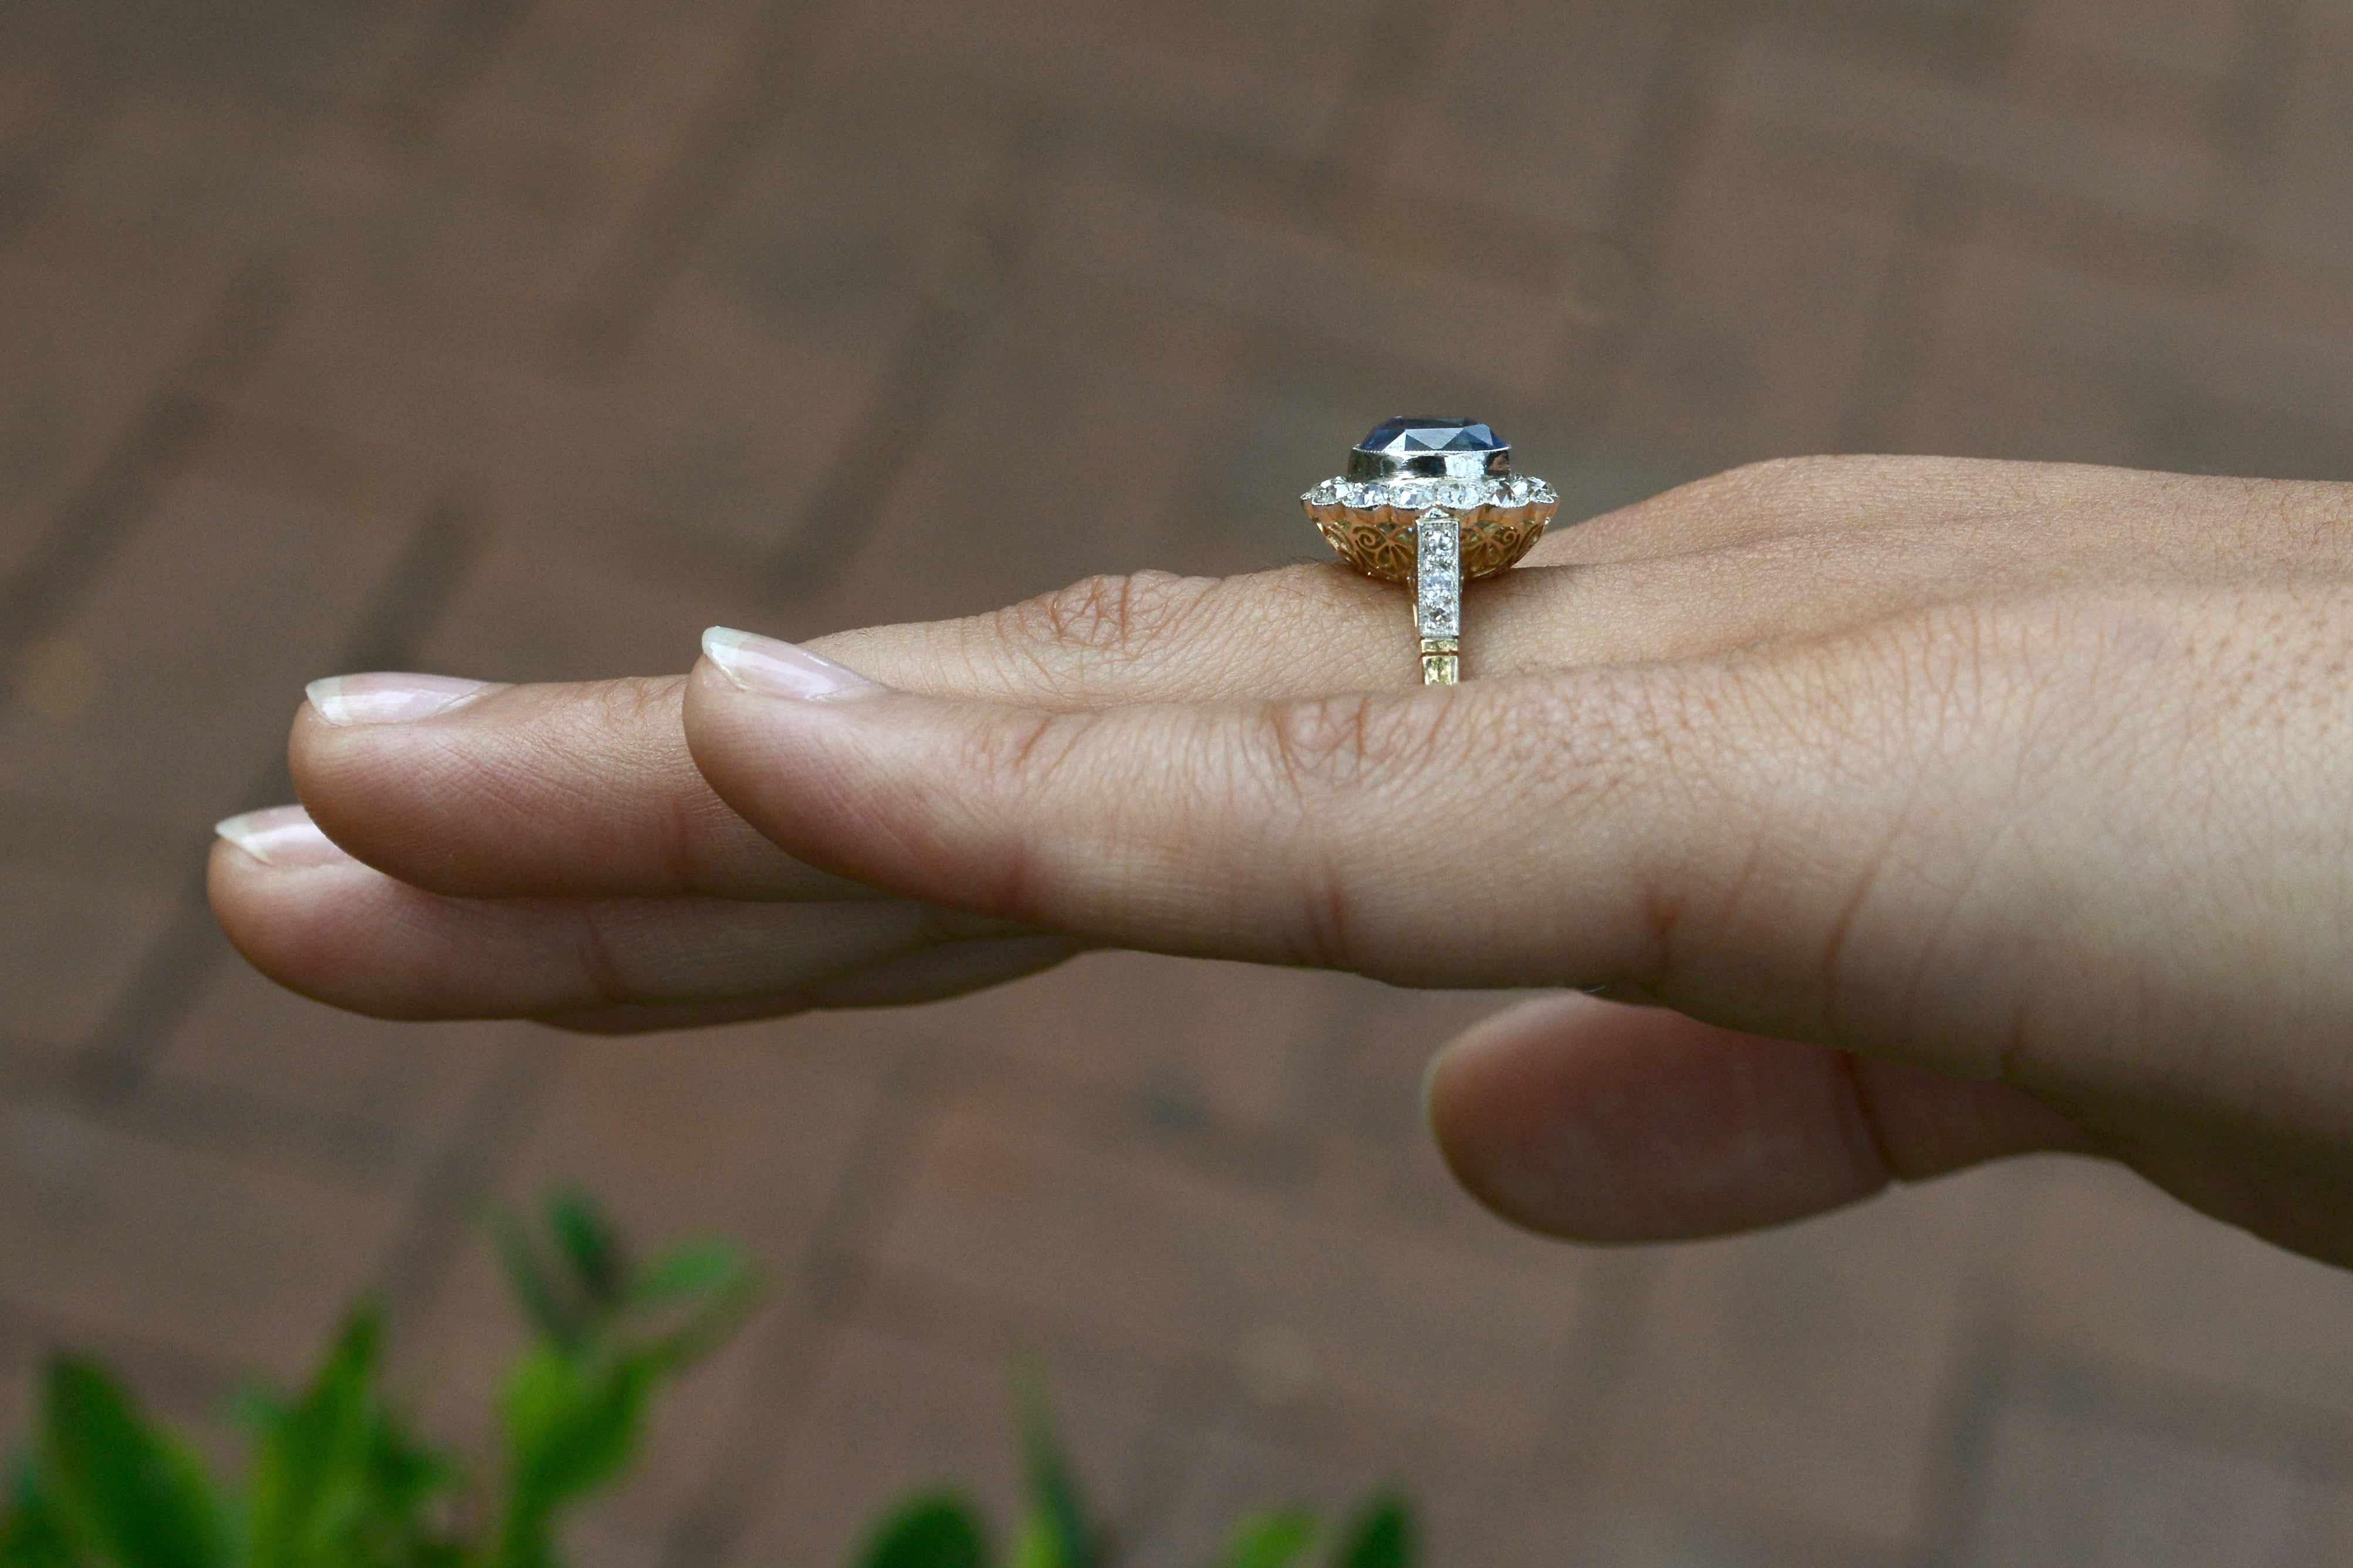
[5,0,2353,1562]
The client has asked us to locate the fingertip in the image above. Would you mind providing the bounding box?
[206,808,391,1007]
[682,653,954,894]
[1426,994,1894,1243]
[1425,995,1635,1235]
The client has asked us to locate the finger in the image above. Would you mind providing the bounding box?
[209,807,1067,1021]
[685,634,1904,1031]
[292,674,853,901]
[1424,995,2088,1242]
[684,644,1637,985]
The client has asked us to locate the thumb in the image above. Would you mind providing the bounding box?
[1425,994,2089,1243]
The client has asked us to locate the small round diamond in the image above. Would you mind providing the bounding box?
[1529,479,1558,506]
[1389,480,1434,510]
[1435,478,1482,508]
[1340,481,1377,510]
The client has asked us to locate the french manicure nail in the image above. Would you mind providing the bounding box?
[214,805,352,868]
[306,673,495,726]
[701,626,878,701]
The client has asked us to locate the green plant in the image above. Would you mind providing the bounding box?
[1,1193,1416,1567]
[851,1377,1418,1568]
[0,1191,756,1568]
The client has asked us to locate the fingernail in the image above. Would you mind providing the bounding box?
[214,805,352,868]
[306,673,495,726]
[701,627,878,701]
[1420,1048,1449,1131]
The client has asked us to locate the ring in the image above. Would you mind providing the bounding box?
[1300,417,1558,685]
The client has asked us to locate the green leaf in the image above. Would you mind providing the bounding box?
[546,1192,627,1312]
[1012,1373,1097,1568]
[1008,1513,1059,1568]
[1,1457,81,1568]
[487,1197,765,1567]
[492,1346,654,1568]
[853,1493,991,1568]
[635,1278,760,1382]
[627,1242,752,1309]
[245,1306,461,1568]
[493,1209,583,1349]
[38,1359,229,1568]
[1330,1494,1414,1568]
[1226,1509,1317,1568]
[502,1349,651,1502]
[245,1306,377,1566]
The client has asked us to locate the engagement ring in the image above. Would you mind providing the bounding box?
[1301,418,1558,685]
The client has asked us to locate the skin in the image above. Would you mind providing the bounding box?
[209,456,2353,1265]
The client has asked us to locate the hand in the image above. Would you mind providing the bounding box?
[213,457,2353,1265]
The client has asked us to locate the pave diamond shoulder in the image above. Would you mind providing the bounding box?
[1414,508,1461,639]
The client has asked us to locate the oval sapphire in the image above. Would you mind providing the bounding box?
[1354,416,1503,455]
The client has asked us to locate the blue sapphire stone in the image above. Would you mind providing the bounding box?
[1356,416,1503,455]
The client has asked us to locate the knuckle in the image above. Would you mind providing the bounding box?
[570,903,638,1008]
[1681,454,1862,510]
[1671,454,2022,534]
[1622,455,1877,543]
[995,570,1216,665]
[1252,690,1455,799]
[1708,452,1975,496]
[566,676,691,776]
[946,707,1094,922]
[1719,453,1855,489]
[586,674,686,732]
[958,706,1087,795]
